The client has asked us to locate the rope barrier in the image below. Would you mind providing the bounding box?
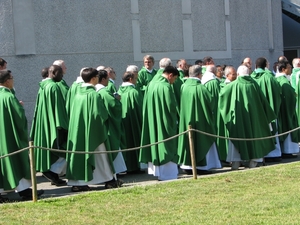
[1,126,300,159]
[191,126,300,141]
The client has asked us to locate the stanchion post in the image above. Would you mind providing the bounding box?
[188,125,197,179]
[29,141,38,202]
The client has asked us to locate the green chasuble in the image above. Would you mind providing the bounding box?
[0,87,31,190]
[201,66,207,74]
[178,78,216,166]
[154,68,163,78]
[219,76,276,160]
[217,77,226,83]
[97,86,123,160]
[290,68,300,89]
[216,81,230,161]
[66,85,113,181]
[275,75,300,143]
[30,78,69,172]
[178,69,185,80]
[118,84,143,171]
[65,78,84,117]
[294,69,300,126]
[57,79,69,101]
[136,66,157,94]
[107,79,117,94]
[250,68,282,134]
[202,77,220,131]
[139,75,179,166]
[172,74,183,108]
[150,69,181,115]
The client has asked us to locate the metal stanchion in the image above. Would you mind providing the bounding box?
[188,125,197,179]
[29,141,37,202]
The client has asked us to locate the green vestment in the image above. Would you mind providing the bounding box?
[275,75,300,143]
[201,66,207,74]
[57,79,69,101]
[118,84,143,171]
[177,78,216,166]
[107,80,117,94]
[66,85,112,181]
[250,68,282,134]
[136,66,157,94]
[294,69,300,126]
[216,81,230,161]
[203,78,220,131]
[172,75,183,109]
[97,86,123,160]
[65,79,83,117]
[290,68,300,89]
[0,87,31,190]
[219,76,276,160]
[178,69,185,80]
[30,79,69,172]
[139,75,179,165]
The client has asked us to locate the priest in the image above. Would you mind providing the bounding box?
[219,65,276,169]
[118,71,144,173]
[139,66,179,181]
[178,65,221,175]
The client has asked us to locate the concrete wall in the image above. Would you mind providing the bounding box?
[0,0,283,127]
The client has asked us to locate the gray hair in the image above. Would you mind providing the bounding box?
[237,65,249,76]
[224,66,235,77]
[159,58,172,69]
[80,67,89,76]
[96,65,105,71]
[53,59,64,67]
[126,65,139,73]
[143,54,154,62]
[292,58,300,68]
[206,65,216,73]
[189,65,202,77]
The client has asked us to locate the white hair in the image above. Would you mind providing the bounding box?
[224,66,235,77]
[96,65,105,71]
[159,58,172,68]
[206,65,216,73]
[80,67,89,77]
[237,65,249,76]
[53,59,64,67]
[292,58,300,68]
[126,65,139,73]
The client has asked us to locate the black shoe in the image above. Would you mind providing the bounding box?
[50,179,67,186]
[183,169,193,175]
[19,188,44,201]
[126,170,146,175]
[43,171,67,186]
[264,157,282,162]
[105,178,124,189]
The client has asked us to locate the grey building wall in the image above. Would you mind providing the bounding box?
[0,0,283,127]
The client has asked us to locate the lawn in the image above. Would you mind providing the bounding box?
[1,162,300,224]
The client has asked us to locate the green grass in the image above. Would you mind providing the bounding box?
[1,162,300,224]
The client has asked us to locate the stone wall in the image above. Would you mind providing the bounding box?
[0,0,283,126]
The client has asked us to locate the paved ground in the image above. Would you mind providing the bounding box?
[3,155,300,203]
